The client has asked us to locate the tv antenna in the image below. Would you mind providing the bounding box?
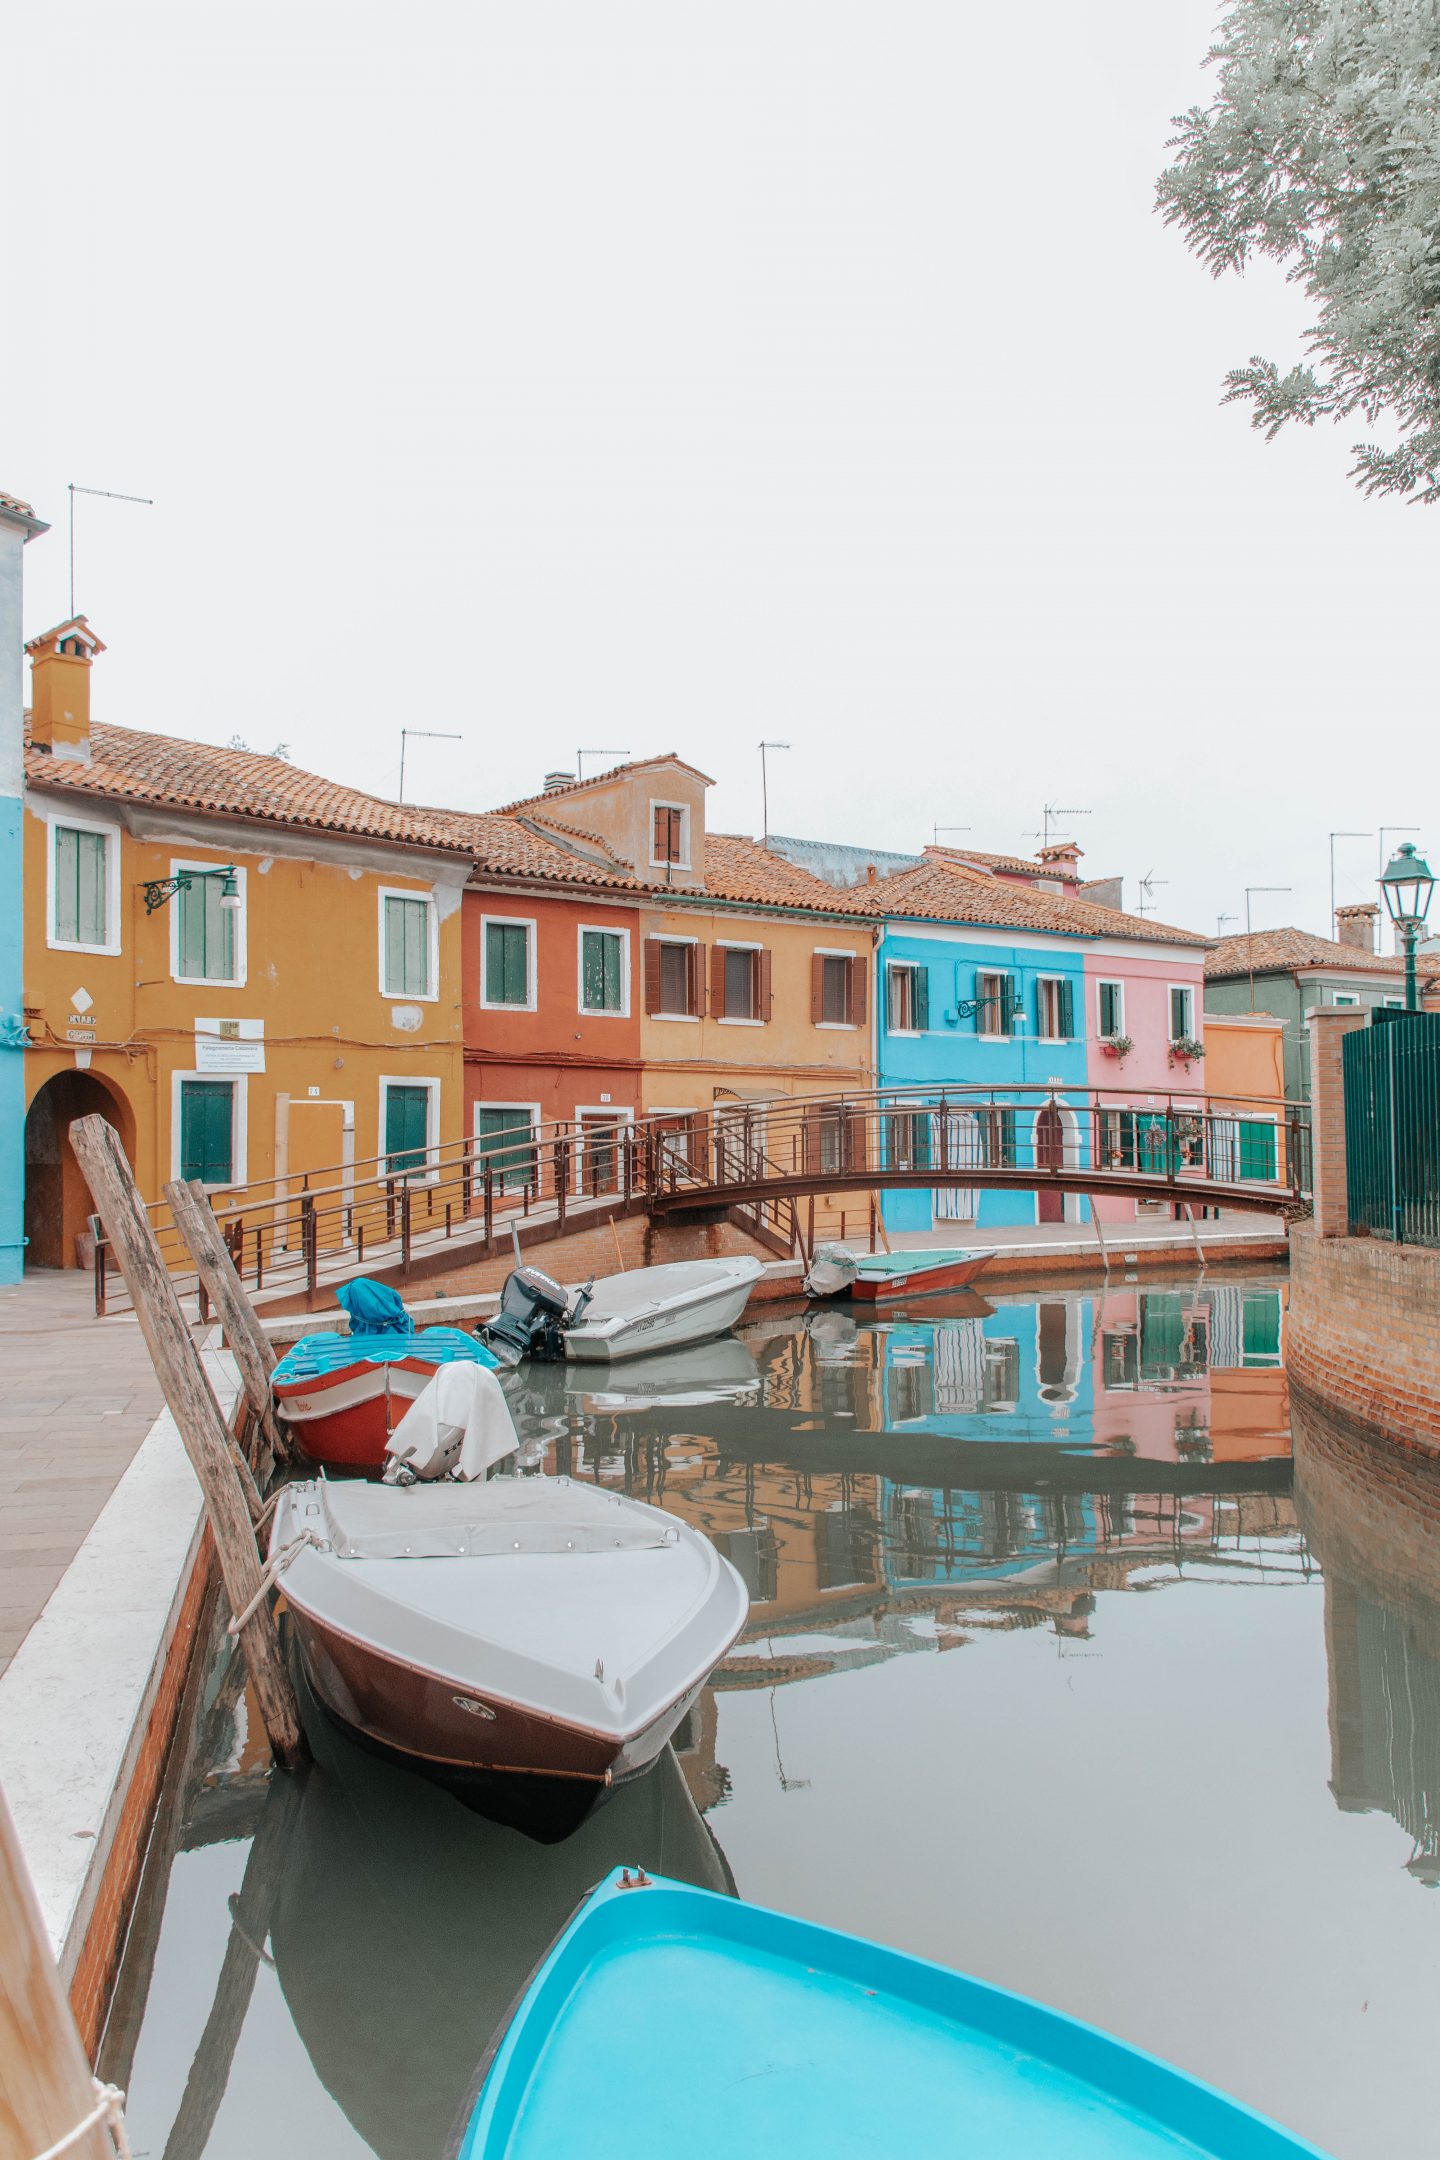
[576,748,630,781]
[1136,871,1168,917]
[68,482,153,616]
[1026,805,1091,852]
[1216,912,1238,937]
[398,728,461,803]
[933,825,972,846]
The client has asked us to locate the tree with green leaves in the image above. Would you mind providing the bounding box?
[1158,1,1440,501]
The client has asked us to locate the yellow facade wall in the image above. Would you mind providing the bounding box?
[22,794,465,1260]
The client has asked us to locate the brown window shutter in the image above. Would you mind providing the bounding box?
[848,955,868,1028]
[710,944,728,1020]
[811,953,825,1025]
[689,942,707,1017]
[757,948,773,1022]
[643,938,663,1016]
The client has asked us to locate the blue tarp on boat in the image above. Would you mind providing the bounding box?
[457,1868,1329,2160]
[272,1327,496,1385]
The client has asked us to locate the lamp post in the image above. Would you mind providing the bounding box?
[1380,842,1436,1011]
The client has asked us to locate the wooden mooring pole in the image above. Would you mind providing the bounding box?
[0,1781,116,2160]
[69,1117,306,1772]
[164,1179,289,1472]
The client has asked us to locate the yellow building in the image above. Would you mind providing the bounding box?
[21,620,469,1265]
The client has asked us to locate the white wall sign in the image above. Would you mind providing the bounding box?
[195,1016,266,1073]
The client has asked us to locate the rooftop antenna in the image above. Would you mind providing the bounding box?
[1244,885,1291,1011]
[1329,831,1371,940]
[758,741,790,848]
[933,825,972,846]
[576,748,630,781]
[398,728,461,804]
[1136,871,1168,917]
[1216,912,1238,937]
[68,482,153,616]
[1025,805,1091,852]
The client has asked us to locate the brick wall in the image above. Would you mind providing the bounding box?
[1293,1383,1440,1654]
[1289,1222,1440,1455]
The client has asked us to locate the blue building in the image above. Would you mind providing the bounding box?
[0,492,48,1285]
[874,905,1093,1232]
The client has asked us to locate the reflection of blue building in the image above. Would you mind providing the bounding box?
[877,922,1091,1232]
[0,493,48,1286]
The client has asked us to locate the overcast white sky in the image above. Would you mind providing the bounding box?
[8,1,1436,943]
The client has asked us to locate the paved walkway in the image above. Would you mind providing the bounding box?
[0,1271,162,1676]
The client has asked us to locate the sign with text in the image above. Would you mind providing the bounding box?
[195,1017,266,1073]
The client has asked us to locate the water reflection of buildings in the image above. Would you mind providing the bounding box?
[539,1280,1299,1699]
[1294,1389,1440,1882]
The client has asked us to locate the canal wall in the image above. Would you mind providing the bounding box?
[1288,1225,1440,1457]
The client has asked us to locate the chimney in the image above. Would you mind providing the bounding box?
[543,770,574,794]
[866,862,877,884]
[27,617,104,760]
[1335,901,1379,954]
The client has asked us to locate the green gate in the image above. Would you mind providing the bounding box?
[1344,1010,1440,1246]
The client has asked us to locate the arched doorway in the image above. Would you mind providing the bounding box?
[1035,1101,1066,1224]
[24,1070,136,1270]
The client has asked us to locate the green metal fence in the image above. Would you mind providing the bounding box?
[1344,1009,1440,1246]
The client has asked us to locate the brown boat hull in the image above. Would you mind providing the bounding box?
[848,1254,990,1302]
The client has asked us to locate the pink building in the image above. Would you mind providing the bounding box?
[1082,937,1209,1223]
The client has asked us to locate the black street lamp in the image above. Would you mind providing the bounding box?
[1379,842,1435,1011]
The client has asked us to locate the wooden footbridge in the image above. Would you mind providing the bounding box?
[93,1083,1310,1315]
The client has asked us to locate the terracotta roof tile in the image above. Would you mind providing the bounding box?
[863,859,1209,945]
[491,754,715,817]
[1206,927,1408,979]
[0,490,37,519]
[24,720,484,854]
[926,842,1076,882]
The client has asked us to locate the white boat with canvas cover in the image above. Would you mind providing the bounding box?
[560,1255,763,1362]
[268,1364,748,1811]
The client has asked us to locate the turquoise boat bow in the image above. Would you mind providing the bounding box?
[455,1867,1329,2159]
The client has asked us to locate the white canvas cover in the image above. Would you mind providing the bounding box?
[316,1475,680,1561]
[806,1244,860,1297]
[382,1361,520,1483]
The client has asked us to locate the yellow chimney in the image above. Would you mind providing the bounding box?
[27,617,105,755]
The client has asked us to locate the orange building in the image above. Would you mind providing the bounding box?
[21,621,470,1265]
[1201,1011,1291,1187]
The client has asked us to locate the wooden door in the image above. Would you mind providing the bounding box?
[1035,1103,1065,1223]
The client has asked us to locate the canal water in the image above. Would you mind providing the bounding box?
[102,1273,1440,2160]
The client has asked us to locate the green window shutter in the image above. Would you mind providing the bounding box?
[913,968,930,1031]
[1058,978,1074,1039]
[582,932,604,1010]
[55,827,108,944]
[1000,975,1016,1036]
[178,877,205,977]
[1242,1293,1281,1362]
[179,1080,234,1185]
[1237,1120,1277,1181]
[386,898,430,997]
[385,1085,430,1174]
[914,1110,932,1168]
[487,922,529,1005]
[475,1107,532,1190]
[1170,986,1187,1038]
[177,873,235,980]
[1099,982,1119,1037]
[602,935,621,1009]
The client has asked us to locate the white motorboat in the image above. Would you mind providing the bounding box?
[268,1364,749,1816]
[560,1256,763,1362]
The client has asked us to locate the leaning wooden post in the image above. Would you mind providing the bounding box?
[69,1117,306,1771]
[164,1179,289,1470]
[0,1780,116,2160]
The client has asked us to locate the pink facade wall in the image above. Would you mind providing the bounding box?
[1082,948,1208,1223]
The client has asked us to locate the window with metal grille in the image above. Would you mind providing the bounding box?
[821,955,850,1024]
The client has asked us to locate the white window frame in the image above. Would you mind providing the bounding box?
[168,858,248,988]
[885,960,924,1037]
[715,938,764,1026]
[1382,995,1405,1008]
[814,946,860,1031]
[649,798,692,872]
[46,810,122,956]
[1168,983,1196,1041]
[377,886,439,1004]
[1096,978,1125,1040]
[1329,990,1361,1007]
[379,1074,443,1183]
[170,1069,248,1191]
[975,968,1009,1043]
[576,923,631,1018]
[479,912,538,1013]
[652,931,700,1021]
[1035,974,1070,1043]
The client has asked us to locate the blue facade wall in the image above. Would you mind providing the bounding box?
[0,796,23,1283]
[877,926,1091,1231]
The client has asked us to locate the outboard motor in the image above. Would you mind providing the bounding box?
[479,1265,577,1366]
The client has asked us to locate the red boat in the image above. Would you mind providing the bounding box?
[270,1328,498,1470]
[805,1246,993,1305]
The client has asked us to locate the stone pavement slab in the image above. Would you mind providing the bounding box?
[0,1269,163,1677]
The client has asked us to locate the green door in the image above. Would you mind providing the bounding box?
[1237,1120,1277,1181]
[385,1085,430,1177]
[179,1081,234,1186]
[475,1107,534,1192]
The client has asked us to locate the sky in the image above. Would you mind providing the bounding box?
[7,0,1437,946]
